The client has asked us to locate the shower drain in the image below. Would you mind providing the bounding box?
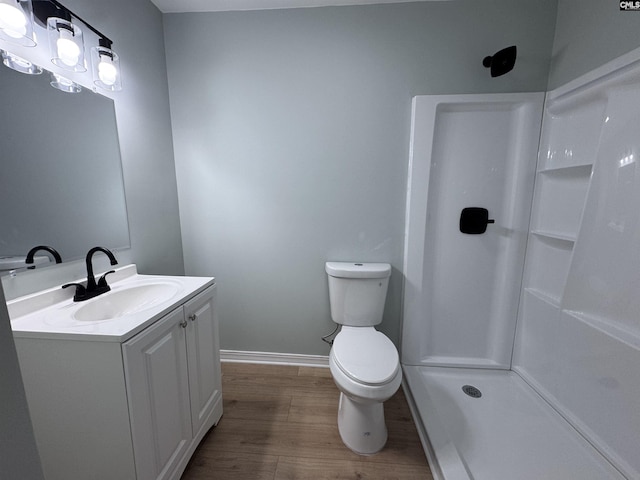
[462,385,482,398]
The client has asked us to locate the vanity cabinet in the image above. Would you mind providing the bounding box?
[13,282,222,480]
[124,285,222,480]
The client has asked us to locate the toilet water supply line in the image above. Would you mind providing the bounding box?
[322,324,340,346]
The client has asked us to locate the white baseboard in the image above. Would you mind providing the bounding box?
[220,349,329,367]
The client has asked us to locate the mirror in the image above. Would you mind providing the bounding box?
[0,65,130,271]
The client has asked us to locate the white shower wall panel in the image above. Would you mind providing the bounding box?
[514,53,640,479]
[403,94,543,368]
[556,311,640,477]
[563,70,640,331]
[541,95,606,170]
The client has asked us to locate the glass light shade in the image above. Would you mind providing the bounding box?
[47,17,86,72]
[50,72,81,93]
[0,0,36,47]
[1,49,41,74]
[91,45,121,91]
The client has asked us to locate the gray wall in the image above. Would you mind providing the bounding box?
[549,0,640,89]
[164,1,558,356]
[61,0,184,276]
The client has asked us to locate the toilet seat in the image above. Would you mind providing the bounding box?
[332,327,399,386]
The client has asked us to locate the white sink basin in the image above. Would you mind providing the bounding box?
[72,282,181,322]
[9,265,215,341]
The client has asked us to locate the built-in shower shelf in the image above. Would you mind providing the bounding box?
[538,92,606,171]
[523,233,573,302]
[531,230,576,243]
[531,165,592,239]
[538,163,593,175]
[525,287,561,308]
[563,310,640,351]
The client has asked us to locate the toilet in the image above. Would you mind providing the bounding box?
[325,261,402,455]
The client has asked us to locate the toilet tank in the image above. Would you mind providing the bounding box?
[325,262,391,327]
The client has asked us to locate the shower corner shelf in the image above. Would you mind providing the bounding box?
[562,309,640,351]
[531,230,576,243]
[525,287,561,309]
[538,163,593,175]
[531,163,591,239]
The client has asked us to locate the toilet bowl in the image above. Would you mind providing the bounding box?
[325,262,401,455]
[329,326,402,454]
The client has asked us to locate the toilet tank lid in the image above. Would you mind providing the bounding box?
[325,262,391,279]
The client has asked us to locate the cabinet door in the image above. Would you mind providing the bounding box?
[123,307,193,480]
[184,285,222,436]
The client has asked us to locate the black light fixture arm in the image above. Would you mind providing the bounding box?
[34,0,113,48]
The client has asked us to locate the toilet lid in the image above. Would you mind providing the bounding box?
[332,328,399,386]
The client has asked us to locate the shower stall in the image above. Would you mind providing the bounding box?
[401,51,640,479]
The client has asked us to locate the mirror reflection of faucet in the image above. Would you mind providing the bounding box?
[25,245,63,268]
[62,246,118,302]
[0,245,62,277]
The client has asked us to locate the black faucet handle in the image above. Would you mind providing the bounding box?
[62,283,87,302]
[62,282,85,292]
[98,270,116,288]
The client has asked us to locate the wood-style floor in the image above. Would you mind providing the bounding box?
[181,362,432,480]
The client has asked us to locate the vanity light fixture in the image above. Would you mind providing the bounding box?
[47,14,85,72]
[40,0,121,90]
[49,70,80,93]
[1,49,41,74]
[37,0,122,91]
[0,0,123,91]
[0,0,36,46]
[91,37,121,91]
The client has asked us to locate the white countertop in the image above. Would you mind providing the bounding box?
[9,264,215,342]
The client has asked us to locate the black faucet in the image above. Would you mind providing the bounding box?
[25,245,62,269]
[63,246,118,302]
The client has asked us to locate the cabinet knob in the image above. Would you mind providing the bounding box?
[179,319,188,328]
[189,314,197,322]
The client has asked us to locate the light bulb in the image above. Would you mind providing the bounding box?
[1,49,41,74]
[98,58,117,85]
[6,51,29,67]
[50,72,81,92]
[48,18,85,72]
[92,45,121,91]
[53,73,73,87]
[0,3,27,39]
[56,31,80,67]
